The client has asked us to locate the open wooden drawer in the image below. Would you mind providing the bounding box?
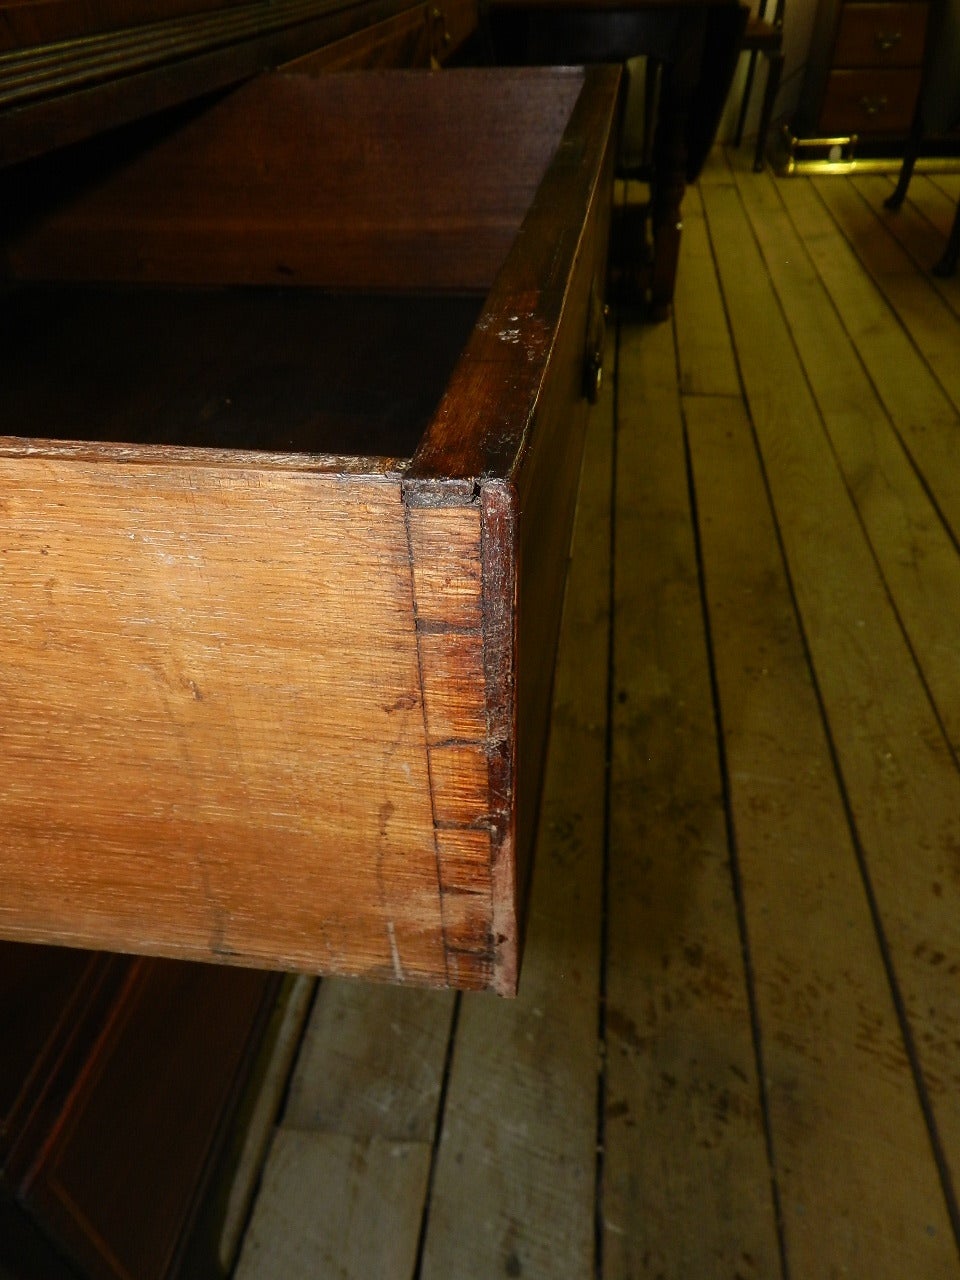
[0,65,619,995]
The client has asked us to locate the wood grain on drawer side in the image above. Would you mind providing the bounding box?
[0,459,447,985]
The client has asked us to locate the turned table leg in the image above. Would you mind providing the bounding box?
[647,8,707,320]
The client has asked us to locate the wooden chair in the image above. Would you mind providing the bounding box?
[733,0,785,171]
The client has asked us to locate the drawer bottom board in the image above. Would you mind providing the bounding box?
[1,286,483,459]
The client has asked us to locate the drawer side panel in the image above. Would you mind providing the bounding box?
[0,459,447,984]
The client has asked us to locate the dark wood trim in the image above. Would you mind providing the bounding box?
[0,0,428,166]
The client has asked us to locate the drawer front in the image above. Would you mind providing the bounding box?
[833,2,929,67]
[820,67,922,133]
[22,960,280,1280]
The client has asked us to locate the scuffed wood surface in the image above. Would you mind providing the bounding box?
[0,460,445,982]
[235,979,455,1280]
[602,307,777,1278]
[234,1130,433,1280]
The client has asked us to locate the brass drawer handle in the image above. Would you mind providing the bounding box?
[583,294,607,404]
[859,94,889,116]
[430,6,452,46]
[874,29,902,51]
[584,346,604,404]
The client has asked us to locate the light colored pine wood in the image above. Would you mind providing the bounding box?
[419,333,614,1280]
[673,183,742,396]
[602,315,778,1278]
[219,976,317,1272]
[697,142,737,185]
[686,387,959,1278]
[234,1130,432,1280]
[703,173,960,1259]
[928,172,960,202]
[234,979,454,1278]
[907,174,960,242]
[812,175,960,414]
[776,176,960,544]
[852,174,960,319]
[282,980,455,1141]
[734,167,960,757]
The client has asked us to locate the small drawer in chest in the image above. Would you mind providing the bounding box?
[820,0,929,134]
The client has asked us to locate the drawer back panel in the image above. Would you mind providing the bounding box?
[4,68,584,292]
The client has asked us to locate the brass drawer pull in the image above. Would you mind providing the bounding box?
[584,346,604,403]
[874,29,902,51]
[859,94,889,116]
[583,294,608,403]
[430,6,452,46]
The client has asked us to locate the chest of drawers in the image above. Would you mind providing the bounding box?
[791,0,930,156]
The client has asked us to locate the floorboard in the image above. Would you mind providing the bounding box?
[603,306,776,1279]
[233,154,960,1279]
[813,176,960,414]
[418,326,613,1280]
[779,178,960,545]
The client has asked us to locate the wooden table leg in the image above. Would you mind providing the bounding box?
[647,8,707,320]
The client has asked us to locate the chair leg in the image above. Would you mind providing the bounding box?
[735,49,759,147]
[752,47,783,171]
[933,198,960,277]
[885,104,923,210]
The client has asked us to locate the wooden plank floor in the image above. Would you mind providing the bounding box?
[231,152,960,1279]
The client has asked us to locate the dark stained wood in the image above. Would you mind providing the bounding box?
[28,964,278,1280]
[0,0,245,50]
[5,69,587,293]
[0,949,127,1185]
[820,66,922,134]
[281,2,436,70]
[283,0,478,69]
[0,950,282,1280]
[408,65,619,479]
[0,286,482,457]
[0,0,472,167]
[486,0,746,318]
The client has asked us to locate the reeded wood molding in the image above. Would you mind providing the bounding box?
[0,0,347,109]
[0,0,420,166]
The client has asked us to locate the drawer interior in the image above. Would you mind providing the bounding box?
[0,67,584,461]
[1,285,483,457]
[0,62,619,993]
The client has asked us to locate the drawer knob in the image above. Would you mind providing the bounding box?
[874,29,902,52]
[859,94,889,116]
